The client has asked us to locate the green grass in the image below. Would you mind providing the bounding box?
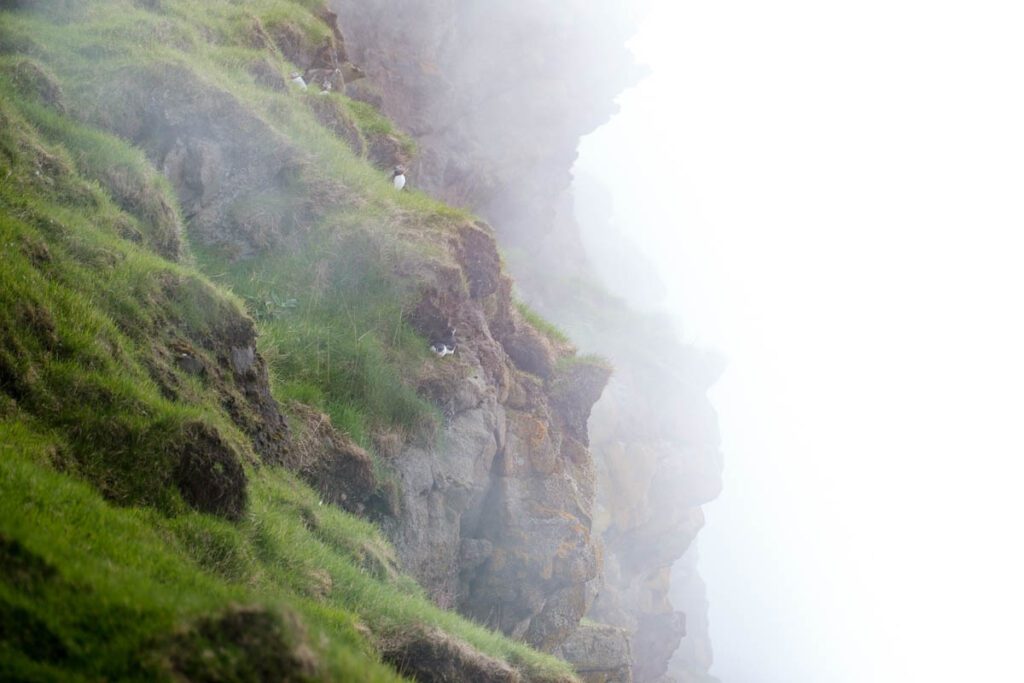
[194,235,441,455]
[0,426,403,683]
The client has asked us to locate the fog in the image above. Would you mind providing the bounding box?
[574,1,1024,680]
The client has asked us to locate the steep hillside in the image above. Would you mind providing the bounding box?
[0,1,724,681]
[0,0,628,680]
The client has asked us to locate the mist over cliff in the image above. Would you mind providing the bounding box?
[573,1,1024,681]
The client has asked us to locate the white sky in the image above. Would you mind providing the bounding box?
[575,1,1024,681]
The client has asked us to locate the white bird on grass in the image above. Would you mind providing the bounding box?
[392,166,406,191]
[289,71,308,90]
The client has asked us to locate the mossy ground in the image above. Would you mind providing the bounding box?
[0,0,577,680]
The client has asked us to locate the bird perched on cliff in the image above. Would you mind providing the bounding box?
[430,327,456,357]
[319,80,332,96]
[430,343,453,357]
[289,72,307,90]
[392,166,406,191]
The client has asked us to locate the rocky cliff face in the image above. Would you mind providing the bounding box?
[585,347,722,683]
[665,549,720,683]
[377,227,614,649]
[331,0,724,679]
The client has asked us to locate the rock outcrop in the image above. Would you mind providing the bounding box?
[584,345,723,682]
[554,621,633,683]
[380,223,612,648]
[665,550,720,683]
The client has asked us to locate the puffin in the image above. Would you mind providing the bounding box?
[319,80,332,96]
[430,342,454,357]
[392,166,406,191]
[430,327,457,357]
[289,72,308,90]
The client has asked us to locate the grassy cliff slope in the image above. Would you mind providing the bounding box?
[0,0,578,680]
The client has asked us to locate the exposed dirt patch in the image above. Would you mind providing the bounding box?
[92,160,183,261]
[315,8,352,62]
[283,401,376,515]
[218,349,291,467]
[307,97,364,155]
[0,536,68,661]
[378,626,522,683]
[501,323,556,379]
[0,535,58,592]
[15,301,59,353]
[167,285,291,466]
[172,420,247,520]
[19,234,52,267]
[267,22,321,71]
[1,58,66,113]
[366,133,408,171]
[247,58,287,92]
[486,277,556,379]
[0,599,68,662]
[455,221,501,299]
[164,605,318,683]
